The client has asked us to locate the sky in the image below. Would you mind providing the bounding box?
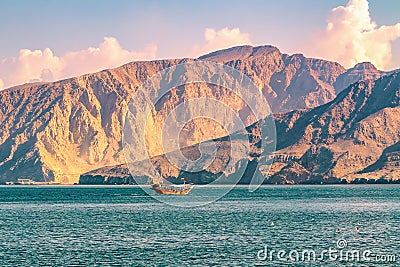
[0,0,399,89]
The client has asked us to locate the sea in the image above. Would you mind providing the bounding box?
[0,185,398,266]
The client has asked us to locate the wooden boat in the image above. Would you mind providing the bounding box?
[150,181,194,195]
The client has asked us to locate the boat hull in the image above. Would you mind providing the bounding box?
[150,184,193,195]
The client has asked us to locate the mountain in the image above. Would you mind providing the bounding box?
[0,45,395,184]
[333,62,385,92]
[81,72,400,184]
[270,72,400,183]
[200,45,346,112]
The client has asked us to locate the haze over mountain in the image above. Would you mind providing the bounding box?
[0,45,397,184]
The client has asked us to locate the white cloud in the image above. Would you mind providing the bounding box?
[191,27,252,57]
[305,0,400,70]
[0,37,157,89]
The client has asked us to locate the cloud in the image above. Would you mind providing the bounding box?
[191,27,252,57]
[305,0,400,70]
[0,37,157,89]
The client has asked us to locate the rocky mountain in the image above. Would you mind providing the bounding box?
[0,45,396,184]
[333,62,385,92]
[268,72,400,183]
[1,59,204,183]
[81,72,400,184]
[200,45,347,112]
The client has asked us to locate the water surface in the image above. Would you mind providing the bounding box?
[0,185,399,266]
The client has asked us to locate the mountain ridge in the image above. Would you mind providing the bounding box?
[0,45,398,184]
[81,72,400,184]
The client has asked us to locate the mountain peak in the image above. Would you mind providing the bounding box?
[334,61,383,92]
[198,45,280,62]
[351,62,378,71]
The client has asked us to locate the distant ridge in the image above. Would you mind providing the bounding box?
[199,45,278,62]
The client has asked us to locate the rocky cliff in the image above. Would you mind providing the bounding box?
[81,73,400,184]
[0,45,395,184]
[269,72,400,183]
[0,59,189,183]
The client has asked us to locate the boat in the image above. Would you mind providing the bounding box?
[150,179,194,195]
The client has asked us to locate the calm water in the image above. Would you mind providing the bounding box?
[0,185,399,266]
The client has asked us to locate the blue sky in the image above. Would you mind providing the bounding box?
[0,0,399,89]
[0,0,398,58]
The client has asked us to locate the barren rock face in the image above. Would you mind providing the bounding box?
[0,45,394,184]
[201,46,347,112]
[82,73,400,184]
[270,73,400,182]
[334,62,384,92]
[0,59,188,183]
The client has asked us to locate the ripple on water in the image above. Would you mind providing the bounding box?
[0,185,398,266]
